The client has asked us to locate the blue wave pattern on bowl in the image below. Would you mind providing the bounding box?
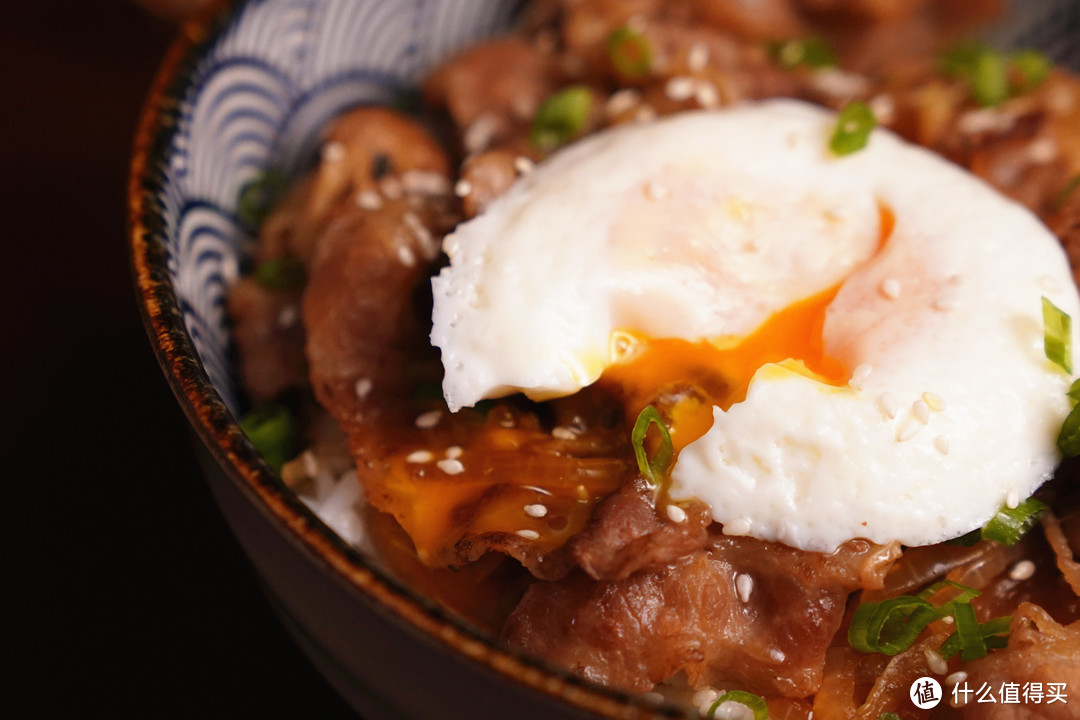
[162,0,521,413]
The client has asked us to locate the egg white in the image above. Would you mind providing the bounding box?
[431,99,1079,551]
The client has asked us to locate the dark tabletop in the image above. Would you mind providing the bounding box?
[5,1,356,716]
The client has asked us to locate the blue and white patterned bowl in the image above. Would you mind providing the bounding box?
[129,1,668,718]
[129,1,1080,718]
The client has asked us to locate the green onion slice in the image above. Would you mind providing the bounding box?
[1069,378,1080,406]
[239,403,296,473]
[1058,403,1080,457]
[708,690,769,720]
[981,497,1048,545]
[971,50,1009,107]
[878,714,902,720]
[940,614,1011,661]
[1010,49,1051,92]
[529,86,593,153]
[829,101,876,156]
[848,595,938,655]
[237,168,288,229]
[606,26,652,77]
[631,405,674,486]
[952,601,988,661]
[254,255,306,291]
[1043,296,1072,373]
[770,37,835,70]
[917,579,980,610]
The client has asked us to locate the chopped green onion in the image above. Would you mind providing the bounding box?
[1058,403,1080,456]
[237,168,288,228]
[848,595,938,655]
[631,405,674,486]
[529,86,593,153]
[606,26,652,77]
[947,528,982,547]
[952,601,988,661]
[254,255,306,291]
[916,579,980,610]
[878,714,902,720]
[940,614,1011,661]
[940,41,989,77]
[770,37,836,70]
[1069,378,1080,406]
[1011,49,1051,92]
[1043,296,1072,373]
[829,101,876,156]
[708,690,769,720]
[239,403,296,473]
[970,50,1009,107]
[981,497,1048,545]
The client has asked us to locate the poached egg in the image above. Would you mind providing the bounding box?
[430,99,1079,552]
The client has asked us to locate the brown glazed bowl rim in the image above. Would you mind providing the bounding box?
[126,1,672,717]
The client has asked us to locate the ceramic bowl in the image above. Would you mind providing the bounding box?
[128,1,1080,718]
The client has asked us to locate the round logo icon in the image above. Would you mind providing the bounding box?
[910,676,943,709]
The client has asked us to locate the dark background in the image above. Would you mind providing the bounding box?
[5,2,356,716]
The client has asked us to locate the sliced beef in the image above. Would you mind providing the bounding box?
[504,535,900,695]
[227,277,306,402]
[568,476,710,581]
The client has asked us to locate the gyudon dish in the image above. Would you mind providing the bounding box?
[228,0,1080,716]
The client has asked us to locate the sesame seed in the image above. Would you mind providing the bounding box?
[881,277,901,299]
[354,377,373,400]
[933,435,950,455]
[879,392,899,419]
[277,305,299,329]
[768,648,786,662]
[1009,559,1036,581]
[321,140,346,163]
[415,410,443,429]
[522,485,553,496]
[666,504,688,523]
[922,392,946,412]
[913,399,931,424]
[849,363,872,390]
[640,692,665,705]
[397,245,417,267]
[1029,137,1058,164]
[301,450,319,477]
[724,517,752,536]
[644,179,669,201]
[605,88,641,117]
[692,689,720,715]
[808,69,870,99]
[634,104,657,123]
[552,426,577,440]
[403,212,435,257]
[524,503,548,518]
[406,450,434,464]
[687,43,709,72]
[445,445,463,459]
[735,573,754,602]
[665,76,696,102]
[437,458,465,475]
[925,648,948,675]
[463,113,499,154]
[1006,487,1020,509]
[1039,275,1062,293]
[896,418,921,442]
[454,179,473,197]
[513,156,535,175]
[934,295,958,312]
[401,170,451,196]
[869,93,896,125]
[379,176,403,200]
[516,529,540,540]
[356,190,383,210]
[694,82,720,108]
[946,671,968,687]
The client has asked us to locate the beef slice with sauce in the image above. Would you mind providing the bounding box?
[505,534,899,696]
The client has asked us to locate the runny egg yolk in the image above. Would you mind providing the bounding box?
[599,204,893,455]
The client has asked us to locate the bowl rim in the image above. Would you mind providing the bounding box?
[125,2,675,718]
